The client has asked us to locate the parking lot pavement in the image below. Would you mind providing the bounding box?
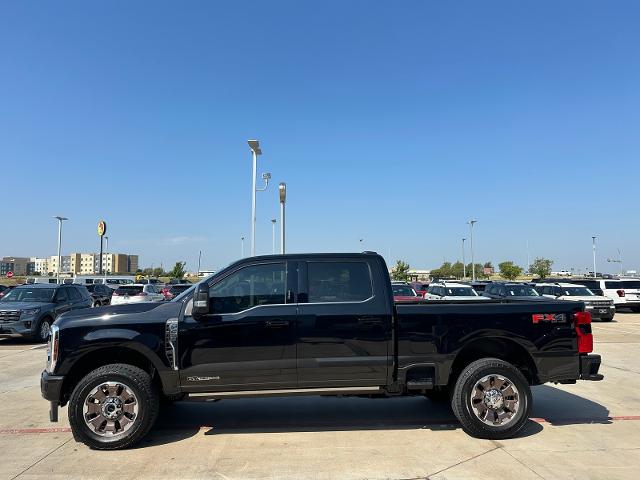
[1,313,640,480]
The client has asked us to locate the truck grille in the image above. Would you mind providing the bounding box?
[0,310,20,323]
[589,301,611,307]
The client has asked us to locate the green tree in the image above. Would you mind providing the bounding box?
[430,262,453,279]
[169,261,187,279]
[466,263,488,279]
[391,260,411,281]
[530,257,553,279]
[498,261,524,280]
[450,261,464,279]
[142,267,153,276]
[152,267,164,278]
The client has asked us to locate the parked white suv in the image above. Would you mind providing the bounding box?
[534,282,615,321]
[425,282,490,301]
[621,279,640,312]
[110,284,165,305]
[563,279,627,309]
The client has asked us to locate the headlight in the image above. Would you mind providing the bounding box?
[20,307,40,317]
[46,324,60,373]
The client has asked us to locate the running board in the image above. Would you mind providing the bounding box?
[186,386,382,401]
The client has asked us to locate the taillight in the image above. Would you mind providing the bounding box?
[112,292,119,296]
[574,311,593,353]
[617,290,625,297]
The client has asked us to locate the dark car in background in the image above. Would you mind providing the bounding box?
[483,282,549,301]
[391,282,422,303]
[0,285,13,299]
[84,283,114,307]
[160,283,194,301]
[0,284,92,341]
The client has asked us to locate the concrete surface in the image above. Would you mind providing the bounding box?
[1,313,640,479]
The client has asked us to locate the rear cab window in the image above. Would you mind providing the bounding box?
[307,261,373,303]
[115,286,143,295]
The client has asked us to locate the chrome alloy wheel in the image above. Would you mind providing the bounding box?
[83,382,139,437]
[39,320,51,341]
[470,374,520,426]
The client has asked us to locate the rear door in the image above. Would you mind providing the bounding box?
[296,258,391,387]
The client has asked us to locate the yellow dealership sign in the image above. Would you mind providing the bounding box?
[97,220,107,237]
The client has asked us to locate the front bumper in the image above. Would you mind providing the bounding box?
[41,370,64,422]
[585,305,615,320]
[0,319,35,336]
[579,354,603,381]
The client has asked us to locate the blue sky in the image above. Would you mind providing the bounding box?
[1,1,639,273]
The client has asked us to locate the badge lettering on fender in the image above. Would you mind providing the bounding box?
[532,313,566,324]
[187,376,220,382]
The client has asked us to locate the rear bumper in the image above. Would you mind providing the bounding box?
[579,354,603,381]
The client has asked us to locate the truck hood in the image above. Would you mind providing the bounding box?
[0,301,54,311]
[55,301,183,330]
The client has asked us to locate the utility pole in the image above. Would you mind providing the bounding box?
[462,238,466,279]
[592,236,597,278]
[197,250,202,274]
[279,183,286,254]
[241,236,245,258]
[468,220,477,281]
[54,216,68,284]
[248,140,270,257]
[270,219,277,254]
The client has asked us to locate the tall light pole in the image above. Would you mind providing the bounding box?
[279,183,286,254]
[270,219,277,254]
[104,236,109,275]
[462,238,466,279]
[468,220,477,281]
[526,239,530,274]
[197,250,202,274]
[247,140,270,257]
[592,236,597,278]
[241,236,245,258]
[53,216,68,284]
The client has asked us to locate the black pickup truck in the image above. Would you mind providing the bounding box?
[41,252,602,449]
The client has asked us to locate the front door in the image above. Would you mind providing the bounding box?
[179,260,297,392]
[296,259,391,387]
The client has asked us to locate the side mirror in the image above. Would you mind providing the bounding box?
[192,283,210,317]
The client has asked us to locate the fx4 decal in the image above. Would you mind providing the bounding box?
[532,313,566,324]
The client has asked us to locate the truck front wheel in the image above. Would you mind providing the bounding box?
[68,364,159,450]
[451,358,531,440]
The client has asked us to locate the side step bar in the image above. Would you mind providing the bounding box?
[186,386,382,401]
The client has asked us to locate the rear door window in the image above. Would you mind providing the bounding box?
[308,261,372,303]
[67,287,82,301]
[622,281,640,289]
[604,281,623,289]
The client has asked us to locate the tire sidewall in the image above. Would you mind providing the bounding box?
[454,359,532,438]
[69,369,153,449]
[34,317,52,343]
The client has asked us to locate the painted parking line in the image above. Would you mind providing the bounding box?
[592,326,640,335]
[3,416,640,435]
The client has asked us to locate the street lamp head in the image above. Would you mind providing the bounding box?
[279,182,287,203]
[54,216,68,221]
[271,219,277,224]
[247,139,262,155]
[262,172,271,181]
[468,219,477,225]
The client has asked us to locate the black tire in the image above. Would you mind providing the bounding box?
[32,316,52,343]
[451,358,531,440]
[160,392,186,405]
[92,300,100,308]
[424,387,451,403]
[600,317,613,322]
[68,364,159,450]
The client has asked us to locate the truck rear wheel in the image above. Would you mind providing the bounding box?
[68,364,159,450]
[451,358,531,440]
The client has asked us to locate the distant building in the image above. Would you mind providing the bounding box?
[1,256,34,276]
[46,253,138,275]
[31,257,50,275]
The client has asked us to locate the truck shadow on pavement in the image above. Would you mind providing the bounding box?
[530,385,612,425]
[140,385,612,447]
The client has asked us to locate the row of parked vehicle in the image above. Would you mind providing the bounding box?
[391,277,640,322]
[0,281,193,342]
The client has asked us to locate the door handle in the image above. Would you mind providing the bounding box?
[358,317,383,326]
[266,319,290,328]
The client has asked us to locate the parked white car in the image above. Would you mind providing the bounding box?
[534,282,615,321]
[110,284,165,305]
[424,282,490,301]
[621,279,640,312]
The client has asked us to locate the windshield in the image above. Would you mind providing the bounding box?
[392,285,417,296]
[115,286,143,295]
[445,287,477,297]
[562,287,594,296]
[0,287,55,303]
[506,286,539,296]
